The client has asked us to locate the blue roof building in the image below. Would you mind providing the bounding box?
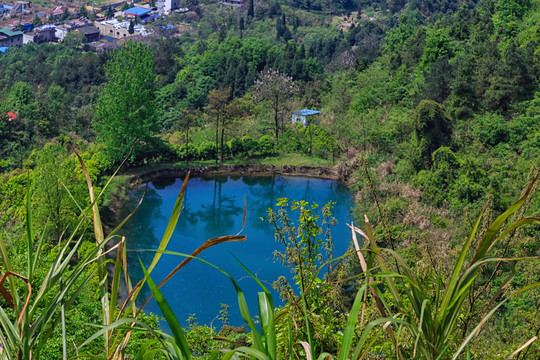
[0,46,9,54]
[292,109,321,126]
[123,7,151,18]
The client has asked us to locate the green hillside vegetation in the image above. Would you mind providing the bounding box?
[0,0,539,358]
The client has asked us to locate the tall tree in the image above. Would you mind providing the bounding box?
[79,4,88,18]
[94,41,158,167]
[239,16,244,39]
[411,100,453,170]
[422,55,452,104]
[206,87,234,164]
[105,6,114,19]
[61,7,70,21]
[247,0,254,17]
[177,108,199,166]
[128,20,135,34]
[32,15,42,27]
[32,141,85,241]
[253,69,298,143]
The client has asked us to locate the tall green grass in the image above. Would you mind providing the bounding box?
[350,174,540,359]
[1,160,537,359]
[138,176,539,359]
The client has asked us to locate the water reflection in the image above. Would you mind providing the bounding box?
[121,175,355,327]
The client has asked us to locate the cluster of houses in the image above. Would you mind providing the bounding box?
[0,0,186,53]
[0,1,31,20]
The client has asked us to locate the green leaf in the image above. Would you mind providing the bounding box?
[140,259,191,360]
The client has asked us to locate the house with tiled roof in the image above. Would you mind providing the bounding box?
[0,28,23,48]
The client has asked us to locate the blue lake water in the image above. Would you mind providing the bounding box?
[121,174,355,328]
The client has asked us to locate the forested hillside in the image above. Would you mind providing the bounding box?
[0,0,538,358]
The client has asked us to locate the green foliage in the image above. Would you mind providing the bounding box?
[411,100,453,170]
[227,137,244,156]
[63,30,86,49]
[258,134,275,155]
[352,176,540,359]
[241,135,259,155]
[418,28,452,71]
[198,141,217,160]
[94,41,159,168]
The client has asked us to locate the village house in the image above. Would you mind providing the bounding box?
[0,28,23,48]
[23,24,55,44]
[47,6,66,21]
[95,19,148,39]
[54,19,91,42]
[78,26,100,43]
[157,0,179,14]
[291,109,321,126]
[0,1,31,19]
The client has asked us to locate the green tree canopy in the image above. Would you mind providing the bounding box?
[411,100,453,169]
[94,41,158,167]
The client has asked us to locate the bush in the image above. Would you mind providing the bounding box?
[198,141,217,160]
[228,137,244,157]
[258,135,275,155]
[177,143,198,161]
[241,136,258,155]
[279,126,302,152]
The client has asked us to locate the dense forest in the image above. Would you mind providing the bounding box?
[0,0,539,358]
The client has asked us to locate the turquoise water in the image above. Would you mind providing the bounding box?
[121,174,355,327]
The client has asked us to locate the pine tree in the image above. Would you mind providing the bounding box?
[32,15,42,28]
[276,17,283,39]
[105,6,114,19]
[128,20,135,34]
[239,17,244,38]
[61,7,70,21]
[79,5,88,18]
[247,0,254,17]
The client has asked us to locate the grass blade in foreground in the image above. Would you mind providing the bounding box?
[140,259,192,360]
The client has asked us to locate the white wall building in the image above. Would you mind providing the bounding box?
[157,0,179,14]
[291,109,321,126]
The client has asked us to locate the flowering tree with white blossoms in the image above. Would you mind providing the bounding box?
[253,69,299,144]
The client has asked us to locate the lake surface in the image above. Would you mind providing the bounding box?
[121,174,355,328]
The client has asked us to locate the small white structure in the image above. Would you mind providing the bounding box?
[291,109,321,126]
[157,0,179,14]
[54,26,69,41]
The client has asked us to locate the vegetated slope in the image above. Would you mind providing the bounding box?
[0,0,538,358]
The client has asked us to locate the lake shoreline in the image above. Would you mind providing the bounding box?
[128,164,350,189]
[103,163,351,240]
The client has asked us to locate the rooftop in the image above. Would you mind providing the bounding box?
[123,7,151,16]
[0,28,23,37]
[0,46,9,54]
[292,109,322,116]
[78,26,100,35]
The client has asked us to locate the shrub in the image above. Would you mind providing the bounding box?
[241,135,258,155]
[198,141,217,160]
[228,137,244,157]
[177,143,198,161]
[258,135,275,155]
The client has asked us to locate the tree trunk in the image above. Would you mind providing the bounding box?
[215,116,219,165]
[220,127,225,163]
[186,126,189,167]
[274,109,279,144]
